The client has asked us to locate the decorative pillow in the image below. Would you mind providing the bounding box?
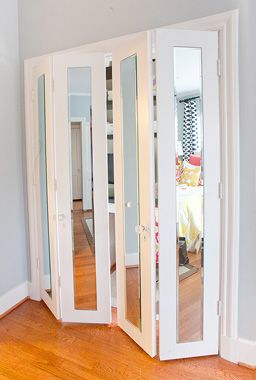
[176,165,180,183]
[179,161,201,187]
[189,154,201,166]
[176,159,184,183]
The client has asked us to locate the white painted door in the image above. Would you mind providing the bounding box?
[33,59,60,319]
[112,31,156,357]
[71,125,82,200]
[53,53,111,323]
[156,29,220,360]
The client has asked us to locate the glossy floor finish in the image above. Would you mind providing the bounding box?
[0,301,255,380]
[179,251,203,343]
[126,267,140,328]
[73,200,97,310]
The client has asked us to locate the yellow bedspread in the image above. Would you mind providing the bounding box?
[177,186,203,252]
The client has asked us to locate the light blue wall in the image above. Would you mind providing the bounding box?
[17,0,256,341]
[68,67,91,120]
[0,0,28,296]
[69,95,90,120]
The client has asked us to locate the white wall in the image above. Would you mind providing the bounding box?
[0,0,28,296]
[17,0,256,343]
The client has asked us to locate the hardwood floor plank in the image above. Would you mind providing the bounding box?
[0,301,254,380]
[72,201,97,310]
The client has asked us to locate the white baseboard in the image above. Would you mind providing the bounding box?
[125,253,139,266]
[221,335,256,367]
[0,281,29,316]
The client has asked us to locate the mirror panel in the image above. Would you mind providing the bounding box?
[67,67,97,310]
[121,55,141,330]
[38,74,52,298]
[106,64,115,203]
[174,47,204,343]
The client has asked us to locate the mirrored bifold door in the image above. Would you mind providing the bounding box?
[53,53,111,323]
[112,32,156,357]
[32,28,220,361]
[156,29,220,360]
[33,60,60,319]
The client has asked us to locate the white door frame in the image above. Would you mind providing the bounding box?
[168,10,240,362]
[24,9,239,363]
[70,122,83,201]
[156,28,220,360]
[69,117,92,211]
[24,56,60,318]
[112,31,156,357]
[53,52,111,323]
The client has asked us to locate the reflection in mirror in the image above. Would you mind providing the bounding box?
[38,75,52,298]
[106,64,115,203]
[68,67,97,310]
[174,48,204,343]
[121,55,141,329]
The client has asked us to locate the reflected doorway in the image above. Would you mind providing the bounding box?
[70,121,97,311]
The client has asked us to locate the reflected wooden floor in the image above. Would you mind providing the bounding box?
[73,197,203,342]
[126,267,140,328]
[73,200,97,310]
[125,251,203,341]
[0,300,254,380]
[179,251,203,342]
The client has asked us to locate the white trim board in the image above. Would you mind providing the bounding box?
[221,336,256,368]
[0,282,29,316]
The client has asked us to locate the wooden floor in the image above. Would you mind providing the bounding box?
[73,201,97,310]
[178,251,203,342]
[0,301,254,380]
[73,198,204,341]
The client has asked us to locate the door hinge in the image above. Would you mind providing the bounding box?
[58,275,61,288]
[217,59,221,77]
[52,79,55,92]
[54,179,57,192]
[218,182,223,199]
[217,300,222,317]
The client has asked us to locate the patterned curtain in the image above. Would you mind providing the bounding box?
[182,99,199,161]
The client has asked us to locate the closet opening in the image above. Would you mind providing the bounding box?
[25,12,239,361]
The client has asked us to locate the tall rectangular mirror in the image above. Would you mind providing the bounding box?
[67,67,97,310]
[120,55,142,330]
[38,74,52,298]
[174,47,204,343]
